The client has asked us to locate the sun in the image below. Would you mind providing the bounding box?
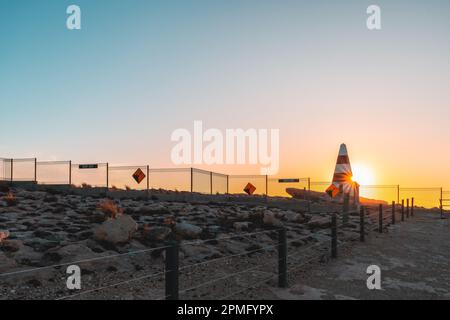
[351,163,375,186]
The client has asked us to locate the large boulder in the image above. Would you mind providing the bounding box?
[94,214,137,245]
[143,226,172,242]
[307,215,331,230]
[174,222,202,239]
[263,211,283,227]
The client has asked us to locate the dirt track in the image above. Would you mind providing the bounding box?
[267,210,450,300]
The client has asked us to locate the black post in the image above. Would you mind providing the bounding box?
[378,204,383,233]
[401,200,405,222]
[106,163,109,189]
[392,201,396,225]
[411,197,414,217]
[265,175,268,197]
[360,206,365,242]
[190,168,193,193]
[331,214,337,258]
[165,241,179,300]
[210,171,213,195]
[278,228,287,288]
[69,161,72,186]
[406,199,410,219]
[146,165,150,197]
[34,158,37,183]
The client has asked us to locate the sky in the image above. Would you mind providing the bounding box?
[1,0,450,189]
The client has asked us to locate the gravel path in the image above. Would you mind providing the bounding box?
[266,210,450,300]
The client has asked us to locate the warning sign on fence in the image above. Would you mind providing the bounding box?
[244,183,256,195]
[132,168,146,184]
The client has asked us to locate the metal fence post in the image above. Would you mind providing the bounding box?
[190,168,193,193]
[226,175,229,194]
[331,214,337,258]
[401,199,405,222]
[440,188,443,219]
[392,201,396,225]
[265,175,268,197]
[146,165,150,197]
[378,204,383,233]
[411,197,414,217]
[397,185,400,204]
[165,241,179,300]
[210,171,213,195]
[69,161,72,186]
[278,228,287,288]
[406,199,410,219]
[106,163,109,189]
[360,206,365,242]
[34,158,37,183]
[10,158,13,184]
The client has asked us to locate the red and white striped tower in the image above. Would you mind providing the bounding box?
[326,143,359,203]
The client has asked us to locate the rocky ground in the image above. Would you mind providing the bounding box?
[0,186,386,300]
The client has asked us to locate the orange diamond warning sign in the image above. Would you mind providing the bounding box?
[244,183,256,195]
[132,168,146,184]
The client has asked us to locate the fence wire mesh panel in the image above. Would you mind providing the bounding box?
[36,161,71,185]
[268,178,309,198]
[359,185,398,204]
[149,168,191,192]
[71,163,108,188]
[109,166,148,191]
[212,173,228,194]
[399,188,441,208]
[309,181,330,193]
[228,175,267,195]
[192,169,212,194]
[0,158,12,181]
[12,158,35,182]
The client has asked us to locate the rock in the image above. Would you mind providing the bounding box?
[233,222,250,232]
[0,240,23,253]
[0,230,10,242]
[13,245,43,266]
[174,221,202,239]
[263,211,283,227]
[94,214,137,244]
[283,211,305,223]
[307,216,331,229]
[143,226,172,242]
[0,252,17,272]
[56,244,96,263]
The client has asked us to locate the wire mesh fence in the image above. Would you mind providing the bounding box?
[0,156,447,208]
[36,161,71,185]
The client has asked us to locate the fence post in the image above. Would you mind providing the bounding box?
[34,158,37,183]
[69,161,72,186]
[331,214,337,258]
[190,168,193,193]
[343,193,349,225]
[307,178,311,213]
[265,175,268,197]
[411,197,414,217]
[378,204,383,233]
[401,199,405,222]
[440,188,443,219]
[165,241,179,300]
[210,171,213,195]
[360,206,365,242]
[406,199,410,219]
[226,175,229,194]
[10,159,13,185]
[392,201,396,225]
[397,185,400,204]
[146,165,150,197]
[106,163,109,189]
[278,228,287,288]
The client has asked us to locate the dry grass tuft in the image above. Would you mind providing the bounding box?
[3,192,17,207]
[97,199,123,219]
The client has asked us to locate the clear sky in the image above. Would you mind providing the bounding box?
[1,0,450,188]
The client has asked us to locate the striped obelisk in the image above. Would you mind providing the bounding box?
[326,143,357,198]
